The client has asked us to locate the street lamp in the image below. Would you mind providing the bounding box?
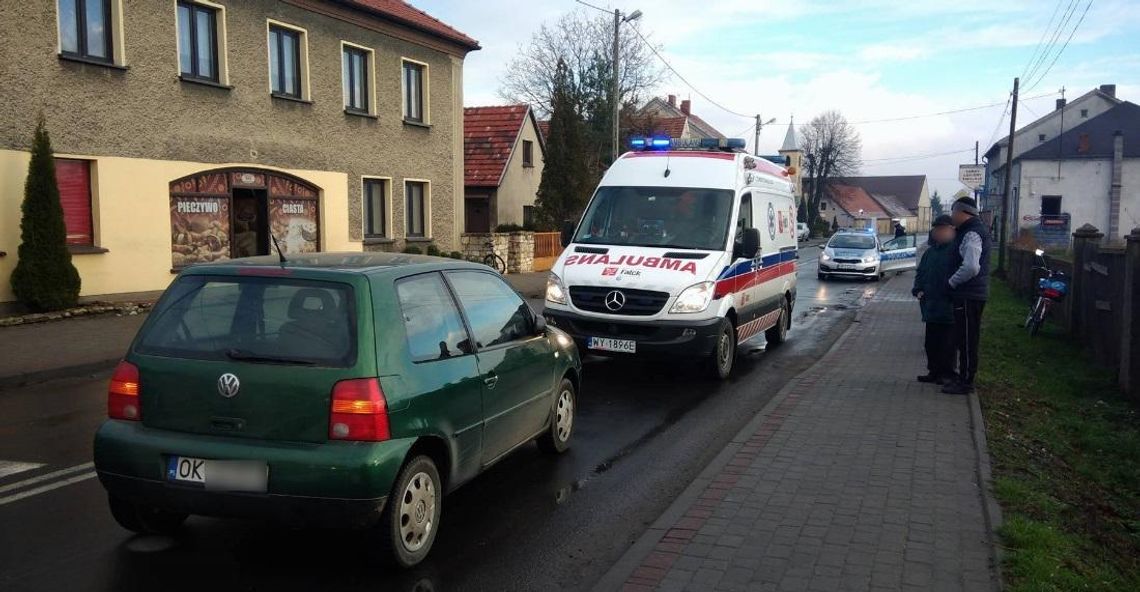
[612,8,642,163]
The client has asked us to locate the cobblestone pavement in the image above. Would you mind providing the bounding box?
[599,275,999,592]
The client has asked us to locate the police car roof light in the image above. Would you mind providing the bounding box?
[650,137,672,149]
[725,138,747,150]
[630,137,647,149]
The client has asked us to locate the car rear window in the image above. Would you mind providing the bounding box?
[135,275,356,367]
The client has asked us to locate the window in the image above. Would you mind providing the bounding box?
[820,202,827,211]
[523,205,536,229]
[58,0,113,62]
[1038,133,1046,142]
[405,181,428,238]
[395,274,471,362]
[178,2,219,82]
[735,193,753,243]
[446,271,533,349]
[1041,195,1062,216]
[522,140,534,167]
[136,277,356,367]
[268,24,304,99]
[363,178,388,238]
[573,186,734,251]
[54,159,94,246]
[1080,109,1089,118]
[402,60,426,123]
[342,44,372,114]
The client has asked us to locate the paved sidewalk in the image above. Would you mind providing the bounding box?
[0,272,546,388]
[597,276,999,592]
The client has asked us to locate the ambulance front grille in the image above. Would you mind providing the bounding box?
[568,286,669,316]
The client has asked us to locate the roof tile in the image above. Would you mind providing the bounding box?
[343,0,479,49]
[464,105,531,187]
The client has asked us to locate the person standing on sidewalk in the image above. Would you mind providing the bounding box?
[913,215,957,384]
[944,197,991,395]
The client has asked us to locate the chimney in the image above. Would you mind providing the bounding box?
[680,99,691,115]
[1100,84,1117,98]
[667,94,676,107]
[1056,98,1067,111]
[1110,130,1124,238]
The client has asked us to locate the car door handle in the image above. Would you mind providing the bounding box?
[484,374,499,389]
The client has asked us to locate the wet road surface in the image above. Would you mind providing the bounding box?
[0,254,889,592]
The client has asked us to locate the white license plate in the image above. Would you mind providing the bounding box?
[167,456,268,492]
[836,263,858,270]
[588,337,636,354]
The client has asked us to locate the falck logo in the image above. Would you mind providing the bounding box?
[217,373,241,398]
[604,290,626,312]
[767,202,777,241]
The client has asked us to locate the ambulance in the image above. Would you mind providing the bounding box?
[543,137,799,379]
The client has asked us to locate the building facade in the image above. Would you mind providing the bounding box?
[0,0,478,304]
[463,105,545,232]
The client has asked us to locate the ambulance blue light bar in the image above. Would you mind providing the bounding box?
[628,137,748,151]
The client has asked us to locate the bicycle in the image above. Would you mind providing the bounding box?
[482,241,507,274]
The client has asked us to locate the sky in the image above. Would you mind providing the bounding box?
[417,0,1140,199]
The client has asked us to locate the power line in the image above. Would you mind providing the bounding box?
[1020,0,1067,81]
[1024,0,1095,93]
[574,0,752,119]
[1023,0,1080,87]
[861,148,974,165]
[983,94,1012,152]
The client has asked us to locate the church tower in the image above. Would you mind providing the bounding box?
[778,117,803,198]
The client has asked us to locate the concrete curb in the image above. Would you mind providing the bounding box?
[0,359,118,391]
[591,305,866,592]
[969,389,1006,591]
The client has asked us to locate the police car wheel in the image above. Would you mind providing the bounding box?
[708,319,736,380]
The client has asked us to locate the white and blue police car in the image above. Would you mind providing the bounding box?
[817,228,917,281]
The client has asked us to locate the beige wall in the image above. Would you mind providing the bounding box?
[0,0,470,255]
[0,150,358,303]
[495,116,544,226]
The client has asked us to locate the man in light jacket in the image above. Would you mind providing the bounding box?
[943,197,991,395]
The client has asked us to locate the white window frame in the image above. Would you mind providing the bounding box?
[403,179,432,239]
[56,0,127,66]
[361,176,392,239]
[400,57,430,125]
[340,41,376,116]
[266,19,311,101]
[174,0,229,85]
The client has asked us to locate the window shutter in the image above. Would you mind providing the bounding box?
[54,159,93,246]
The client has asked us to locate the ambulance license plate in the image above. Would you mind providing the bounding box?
[588,337,636,354]
[166,456,268,492]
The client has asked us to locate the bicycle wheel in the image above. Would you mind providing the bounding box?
[483,254,507,274]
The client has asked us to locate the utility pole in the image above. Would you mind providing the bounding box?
[611,9,620,163]
[611,8,642,163]
[997,77,1018,277]
[974,140,979,204]
[752,114,775,156]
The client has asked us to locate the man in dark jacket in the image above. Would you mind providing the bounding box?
[894,221,906,238]
[913,215,957,384]
[944,197,992,395]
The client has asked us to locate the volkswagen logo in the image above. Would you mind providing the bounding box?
[217,373,241,398]
[604,290,626,312]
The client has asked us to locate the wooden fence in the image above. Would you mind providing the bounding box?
[533,232,564,272]
[1005,224,1140,397]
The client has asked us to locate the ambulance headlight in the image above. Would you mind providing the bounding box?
[545,273,568,305]
[669,281,716,314]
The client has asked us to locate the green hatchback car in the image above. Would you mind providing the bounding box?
[93,253,581,567]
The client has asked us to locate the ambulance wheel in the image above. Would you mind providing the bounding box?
[765,299,790,347]
[708,319,736,380]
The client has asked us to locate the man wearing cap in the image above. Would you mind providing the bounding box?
[913,215,957,384]
[944,197,991,395]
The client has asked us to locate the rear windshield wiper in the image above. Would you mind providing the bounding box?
[224,349,317,366]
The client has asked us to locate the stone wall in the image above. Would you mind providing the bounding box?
[508,232,535,273]
[460,232,533,273]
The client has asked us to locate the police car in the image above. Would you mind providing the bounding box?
[544,137,798,379]
[817,228,917,281]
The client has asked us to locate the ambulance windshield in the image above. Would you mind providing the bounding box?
[573,186,733,251]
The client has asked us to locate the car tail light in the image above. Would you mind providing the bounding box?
[108,361,141,421]
[329,378,390,442]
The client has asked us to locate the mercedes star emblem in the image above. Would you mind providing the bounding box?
[217,373,241,398]
[604,290,626,312]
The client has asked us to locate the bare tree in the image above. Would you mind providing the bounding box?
[801,111,861,228]
[499,10,665,118]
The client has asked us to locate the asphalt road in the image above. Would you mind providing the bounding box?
[0,251,888,592]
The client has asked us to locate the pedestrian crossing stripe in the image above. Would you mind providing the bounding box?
[0,460,45,480]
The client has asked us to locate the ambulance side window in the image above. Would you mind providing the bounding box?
[735,193,753,242]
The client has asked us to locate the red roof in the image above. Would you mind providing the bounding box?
[536,120,550,142]
[343,1,479,50]
[628,116,688,138]
[465,105,534,187]
[827,184,888,218]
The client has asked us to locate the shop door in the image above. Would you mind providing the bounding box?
[233,188,269,258]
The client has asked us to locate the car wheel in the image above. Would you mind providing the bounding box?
[765,299,790,347]
[537,378,576,454]
[108,495,187,535]
[707,318,736,380]
[378,455,442,568]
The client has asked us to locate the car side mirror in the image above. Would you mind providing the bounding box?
[560,221,576,248]
[741,228,760,259]
[533,313,547,335]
